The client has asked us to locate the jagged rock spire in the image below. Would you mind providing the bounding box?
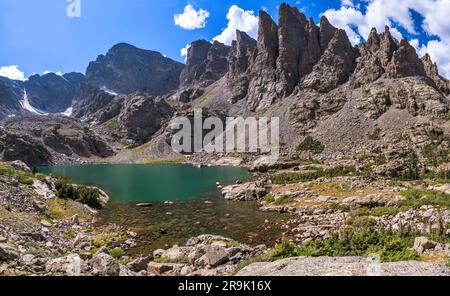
[366,27,381,52]
[227,30,257,102]
[388,38,426,78]
[302,28,356,92]
[245,10,279,111]
[180,39,230,88]
[276,3,308,96]
[319,15,337,51]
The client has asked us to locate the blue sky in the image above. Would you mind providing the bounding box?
[0,0,449,79]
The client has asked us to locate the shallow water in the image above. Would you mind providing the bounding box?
[38,164,288,255]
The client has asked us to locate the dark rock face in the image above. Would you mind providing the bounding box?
[72,83,122,124]
[118,94,173,146]
[180,40,231,89]
[302,29,356,92]
[388,39,426,78]
[276,4,308,97]
[86,43,184,96]
[0,132,52,167]
[246,10,279,111]
[319,16,337,51]
[0,77,24,119]
[227,30,257,103]
[0,115,114,166]
[422,54,450,95]
[24,72,85,113]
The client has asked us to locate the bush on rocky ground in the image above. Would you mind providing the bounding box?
[297,136,325,154]
[55,179,102,209]
[271,165,357,184]
[270,228,422,262]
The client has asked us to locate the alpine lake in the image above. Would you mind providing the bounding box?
[38,164,288,255]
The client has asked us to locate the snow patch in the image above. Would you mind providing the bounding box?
[19,90,49,115]
[101,87,119,96]
[60,106,73,117]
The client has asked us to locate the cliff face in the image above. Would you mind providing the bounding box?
[180,40,231,89]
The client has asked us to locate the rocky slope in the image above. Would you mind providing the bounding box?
[0,115,114,166]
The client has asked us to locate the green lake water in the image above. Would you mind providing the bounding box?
[38,164,288,255]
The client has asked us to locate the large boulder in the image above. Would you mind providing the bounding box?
[0,243,19,261]
[221,181,269,201]
[90,253,120,276]
[45,254,83,276]
[413,237,437,254]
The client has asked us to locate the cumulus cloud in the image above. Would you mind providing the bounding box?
[0,65,26,81]
[213,5,259,45]
[322,0,450,78]
[174,4,210,30]
[180,44,191,62]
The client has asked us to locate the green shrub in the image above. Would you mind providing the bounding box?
[368,127,382,140]
[297,136,325,154]
[272,228,421,262]
[399,189,450,209]
[55,179,102,209]
[109,247,124,259]
[273,195,294,205]
[271,165,356,184]
[263,194,275,204]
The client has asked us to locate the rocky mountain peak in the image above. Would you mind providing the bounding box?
[245,10,279,111]
[379,26,399,66]
[302,28,356,92]
[86,42,183,96]
[180,39,230,89]
[24,72,85,113]
[319,16,337,51]
[366,27,381,52]
[388,38,426,78]
[422,53,439,77]
[257,10,279,60]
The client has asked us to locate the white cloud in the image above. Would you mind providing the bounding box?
[180,43,191,62]
[43,70,63,76]
[322,0,450,78]
[0,65,26,81]
[341,0,357,7]
[174,4,210,30]
[418,39,450,78]
[213,5,259,46]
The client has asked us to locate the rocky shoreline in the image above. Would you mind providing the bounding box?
[1,160,450,276]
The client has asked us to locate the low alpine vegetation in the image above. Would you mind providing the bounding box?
[297,136,325,154]
[55,179,103,209]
